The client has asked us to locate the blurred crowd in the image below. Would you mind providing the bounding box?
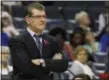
[1,1,109,80]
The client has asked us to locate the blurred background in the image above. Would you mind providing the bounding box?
[1,1,109,80]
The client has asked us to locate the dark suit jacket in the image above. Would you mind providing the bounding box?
[9,30,68,80]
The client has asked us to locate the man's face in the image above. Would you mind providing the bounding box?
[26,8,46,32]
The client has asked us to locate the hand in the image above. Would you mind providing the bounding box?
[53,53,62,60]
[86,32,95,42]
[32,59,41,66]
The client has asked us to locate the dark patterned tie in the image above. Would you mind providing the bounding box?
[33,34,43,58]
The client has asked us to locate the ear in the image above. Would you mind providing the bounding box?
[25,16,31,24]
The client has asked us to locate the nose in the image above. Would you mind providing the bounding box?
[40,18,45,22]
[40,16,46,21]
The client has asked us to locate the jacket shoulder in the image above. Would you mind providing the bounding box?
[43,34,57,42]
[9,31,27,43]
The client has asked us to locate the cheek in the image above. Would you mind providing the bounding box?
[83,55,88,60]
[80,19,84,23]
[86,20,90,24]
[83,17,88,23]
[86,18,90,24]
[31,21,39,26]
[88,19,90,23]
[84,19,88,23]
[77,55,82,60]
[78,55,87,60]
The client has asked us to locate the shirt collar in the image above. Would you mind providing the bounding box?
[74,60,86,65]
[27,28,36,37]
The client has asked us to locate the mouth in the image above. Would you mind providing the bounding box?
[40,22,45,25]
[40,23,44,25]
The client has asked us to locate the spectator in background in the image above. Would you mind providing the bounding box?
[1,5,19,37]
[83,32,100,54]
[1,17,19,37]
[97,4,109,38]
[67,46,94,79]
[100,25,109,52]
[1,3,12,23]
[49,27,70,60]
[74,11,91,33]
[1,22,13,76]
[68,30,85,61]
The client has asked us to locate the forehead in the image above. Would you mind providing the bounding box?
[31,8,46,16]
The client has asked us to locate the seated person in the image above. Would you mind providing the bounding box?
[67,46,94,79]
[83,32,100,54]
[0,46,10,75]
[74,11,91,34]
[68,30,85,61]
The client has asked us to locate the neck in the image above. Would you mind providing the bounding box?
[28,27,42,35]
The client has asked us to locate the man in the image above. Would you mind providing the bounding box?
[9,3,68,80]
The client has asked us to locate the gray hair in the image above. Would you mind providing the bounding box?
[75,11,88,22]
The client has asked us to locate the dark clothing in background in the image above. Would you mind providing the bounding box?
[1,32,10,46]
[100,33,109,52]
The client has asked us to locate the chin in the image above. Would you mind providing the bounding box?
[39,26,45,30]
[37,28,45,31]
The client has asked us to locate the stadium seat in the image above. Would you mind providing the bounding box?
[11,6,26,18]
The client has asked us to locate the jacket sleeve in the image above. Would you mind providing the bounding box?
[44,59,68,72]
[44,37,68,72]
[9,37,47,78]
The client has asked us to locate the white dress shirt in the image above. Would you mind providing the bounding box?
[27,28,42,43]
[27,28,45,67]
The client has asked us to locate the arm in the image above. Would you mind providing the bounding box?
[32,37,68,72]
[44,38,68,72]
[9,37,47,78]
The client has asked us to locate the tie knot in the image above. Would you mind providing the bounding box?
[33,34,42,39]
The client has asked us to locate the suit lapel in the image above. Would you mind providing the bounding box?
[42,35,51,59]
[23,31,51,59]
[23,31,41,58]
